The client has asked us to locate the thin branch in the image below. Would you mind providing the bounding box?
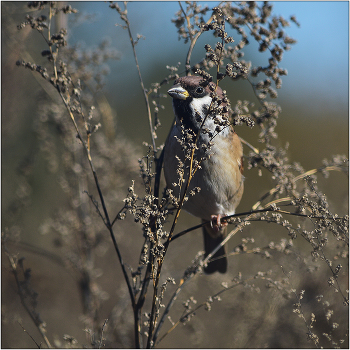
[153,272,198,344]
[252,165,347,211]
[18,322,42,349]
[98,319,108,349]
[156,275,255,346]
[57,89,135,305]
[84,190,107,225]
[179,1,218,75]
[122,2,156,152]
[5,251,52,348]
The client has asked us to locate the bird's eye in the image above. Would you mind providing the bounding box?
[195,86,204,94]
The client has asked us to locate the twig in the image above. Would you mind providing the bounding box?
[18,322,42,349]
[98,319,108,349]
[121,2,156,153]
[57,89,136,309]
[5,251,52,348]
[156,275,255,346]
[252,165,347,211]
[153,273,197,344]
[179,1,217,75]
[280,266,321,348]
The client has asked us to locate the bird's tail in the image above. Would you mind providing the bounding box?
[202,219,227,274]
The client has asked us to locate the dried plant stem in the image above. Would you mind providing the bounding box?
[239,136,260,154]
[57,84,136,311]
[98,319,108,349]
[122,2,156,152]
[146,133,199,347]
[280,266,321,348]
[12,2,348,348]
[147,9,231,341]
[156,274,260,346]
[18,322,42,349]
[48,6,58,82]
[252,165,346,211]
[154,276,196,345]
[179,1,218,75]
[5,252,52,349]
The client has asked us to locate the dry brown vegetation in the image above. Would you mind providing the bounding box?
[2,2,348,348]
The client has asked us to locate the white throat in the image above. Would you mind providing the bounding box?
[189,95,212,119]
[189,95,230,138]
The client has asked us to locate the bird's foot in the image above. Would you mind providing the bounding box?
[210,214,228,234]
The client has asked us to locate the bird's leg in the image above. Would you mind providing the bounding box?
[210,214,228,234]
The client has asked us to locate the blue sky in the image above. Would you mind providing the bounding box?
[70,1,349,119]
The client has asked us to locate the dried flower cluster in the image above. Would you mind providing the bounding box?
[2,1,348,349]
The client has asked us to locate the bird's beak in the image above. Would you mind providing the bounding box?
[167,84,189,100]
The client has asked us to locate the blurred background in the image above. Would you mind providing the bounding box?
[2,1,348,348]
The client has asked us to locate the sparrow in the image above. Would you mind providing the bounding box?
[164,75,244,273]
